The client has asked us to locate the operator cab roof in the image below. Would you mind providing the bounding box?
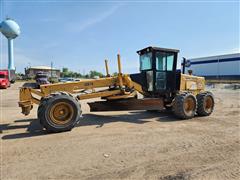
[137,46,180,55]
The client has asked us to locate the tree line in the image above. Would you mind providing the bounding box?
[61,67,118,79]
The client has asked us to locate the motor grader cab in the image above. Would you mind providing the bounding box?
[130,47,179,99]
[19,46,215,133]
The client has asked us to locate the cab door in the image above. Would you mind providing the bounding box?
[139,52,154,92]
[155,52,176,92]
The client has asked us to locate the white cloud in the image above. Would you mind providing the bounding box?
[67,4,122,33]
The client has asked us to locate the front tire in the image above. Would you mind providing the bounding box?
[173,93,197,119]
[196,92,214,116]
[38,92,82,133]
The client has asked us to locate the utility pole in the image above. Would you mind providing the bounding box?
[83,69,85,76]
[51,61,53,78]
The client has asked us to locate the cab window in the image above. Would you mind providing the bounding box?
[156,53,166,71]
[166,55,174,71]
[156,52,174,71]
[140,52,152,71]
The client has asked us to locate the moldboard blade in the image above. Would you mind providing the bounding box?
[88,98,164,111]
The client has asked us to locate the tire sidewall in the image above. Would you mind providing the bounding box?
[196,92,214,116]
[202,93,214,115]
[183,94,197,117]
[42,95,80,132]
[173,93,197,119]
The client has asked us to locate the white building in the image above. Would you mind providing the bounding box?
[25,66,60,79]
[186,53,240,80]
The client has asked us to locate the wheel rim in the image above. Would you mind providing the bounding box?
[204,96,213,113]
[184,97,195,115]
[49,102,74,125]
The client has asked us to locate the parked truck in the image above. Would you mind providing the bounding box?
[35,71,50,88]
[0,70,11,88]
[0,69,16,82]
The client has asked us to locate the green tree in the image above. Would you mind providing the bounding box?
[60,67,105,79]
[62,67,68,73]
[89,70,104,78]
[61,67,69,77]
[112,72,118,76]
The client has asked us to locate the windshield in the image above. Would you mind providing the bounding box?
[156,52,174,71]
[0,74,6,78]
[140,52,152,71]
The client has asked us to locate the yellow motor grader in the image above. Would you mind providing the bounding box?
[19,46,214,133]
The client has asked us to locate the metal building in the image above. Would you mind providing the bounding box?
[186,53,240,80]
[25,66,60,79]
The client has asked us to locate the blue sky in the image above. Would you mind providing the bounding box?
[0,0,239,74]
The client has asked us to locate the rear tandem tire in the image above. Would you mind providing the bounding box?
[173,93,197,119]
[37,92,82,133]
[196,92,214,116]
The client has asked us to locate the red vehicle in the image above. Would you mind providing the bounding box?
[0,70,11,89]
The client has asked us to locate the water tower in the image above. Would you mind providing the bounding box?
[0,18,20,80]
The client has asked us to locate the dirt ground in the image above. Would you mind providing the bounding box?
[0,82,239,180]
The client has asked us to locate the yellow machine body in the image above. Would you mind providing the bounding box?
[180,74,205,94]
[19,65,205,115]
[18,47,214,133]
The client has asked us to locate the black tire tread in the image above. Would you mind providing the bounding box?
[173,93,197,119]
[37,92,81,133]
[196,91,214,116]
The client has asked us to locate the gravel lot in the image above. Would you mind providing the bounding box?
[1,82,239,180]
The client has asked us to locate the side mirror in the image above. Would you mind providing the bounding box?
[181,57,186,74]
[181,57,191,74]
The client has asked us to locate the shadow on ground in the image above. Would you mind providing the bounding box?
[1,110,182,140]
[1,119,46,140]
[78,110,178,127]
